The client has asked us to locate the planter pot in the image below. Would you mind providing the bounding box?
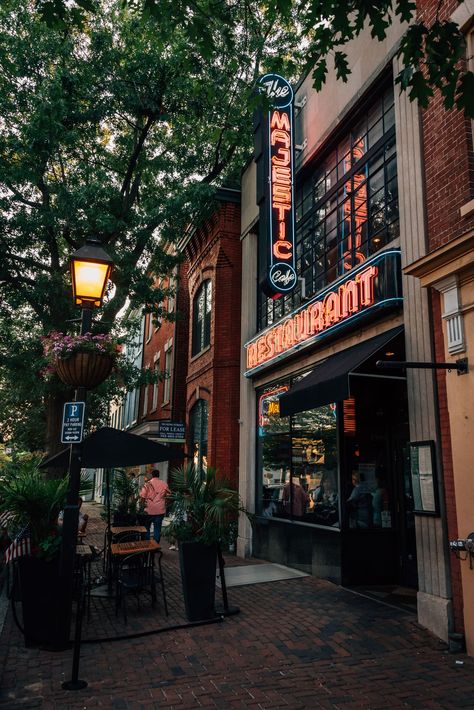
[16,556,70,650]
[55,351,114,388]
[179,541,217,622]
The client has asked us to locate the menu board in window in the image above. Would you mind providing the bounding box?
[410,441,439,515]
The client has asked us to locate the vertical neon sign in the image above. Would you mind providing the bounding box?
[254,74,297,298]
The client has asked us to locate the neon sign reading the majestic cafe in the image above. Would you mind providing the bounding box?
[245,249,403,376]
[254,74,297,297]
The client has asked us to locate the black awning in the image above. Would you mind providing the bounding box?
[38,426,184,470]
[279,326,404,417]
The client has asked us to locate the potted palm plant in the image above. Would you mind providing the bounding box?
[110,469,139,526]
[165,465,248,622]
[0,457,91,649]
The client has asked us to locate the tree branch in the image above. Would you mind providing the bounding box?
[3,181,41,210]
[120,114,155,206]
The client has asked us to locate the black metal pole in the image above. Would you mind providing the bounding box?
[376,358,468,374]
[63,569,87,691]
[216,546,240,617]
[60,304,92,691]
[89,466,115,599]
[106,467,114,594]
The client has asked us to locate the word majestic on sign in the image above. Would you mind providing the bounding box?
[271,110,293,262]
[254,73,297,297]
[247,265,378,371]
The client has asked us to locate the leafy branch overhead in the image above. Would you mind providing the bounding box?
[302,1,474,117]
[36,0,474,117]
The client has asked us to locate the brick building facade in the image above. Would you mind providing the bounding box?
[180,190,242,488]
[131,261,189,480]
[405,0,474,654]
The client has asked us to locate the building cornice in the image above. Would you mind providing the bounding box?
[404,230,474,287]
[176,188,241,254]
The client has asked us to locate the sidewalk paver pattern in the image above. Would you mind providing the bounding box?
[0,503,473,709]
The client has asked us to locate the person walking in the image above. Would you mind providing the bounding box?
[139,470,169,543]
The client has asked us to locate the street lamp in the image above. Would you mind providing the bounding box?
[70,237,114,308]
[61,237,113,691]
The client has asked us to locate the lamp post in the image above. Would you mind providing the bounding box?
[60,238,113,691]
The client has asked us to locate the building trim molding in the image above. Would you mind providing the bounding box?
[404,231,474,287]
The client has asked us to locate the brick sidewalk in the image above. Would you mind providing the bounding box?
[0,503,473,709]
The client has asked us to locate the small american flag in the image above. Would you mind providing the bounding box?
[0,511,14,529]
[4,525,31,564]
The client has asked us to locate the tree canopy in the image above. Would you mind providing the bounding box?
[0,1,300,454]
[34,0,474,118]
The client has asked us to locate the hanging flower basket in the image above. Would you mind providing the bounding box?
[42,331,121,389]
[55,350,114,388]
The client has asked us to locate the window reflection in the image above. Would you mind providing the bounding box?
[257,381,339,527]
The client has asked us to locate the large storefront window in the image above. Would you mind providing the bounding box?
[257,355,410,532]
[257,380,339,527]
[258,84,398,330]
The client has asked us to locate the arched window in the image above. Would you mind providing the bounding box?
[189,399,208,476]
[192,280,212,356]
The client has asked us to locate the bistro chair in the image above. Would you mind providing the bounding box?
[115,550,168,623]
[112,530,141,544]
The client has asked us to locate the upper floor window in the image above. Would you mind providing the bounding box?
[147,313,154,341]
[258,84,398,330]
[192,279,212,357]
[163,345,172,404]
[189,399,208,476]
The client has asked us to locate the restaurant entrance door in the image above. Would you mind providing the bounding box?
[342,374,418,589]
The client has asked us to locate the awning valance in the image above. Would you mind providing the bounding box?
[279,326,404,417]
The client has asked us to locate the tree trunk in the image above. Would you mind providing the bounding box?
[43,390,72,479]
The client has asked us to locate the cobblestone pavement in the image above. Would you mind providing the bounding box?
[0,503,473,709]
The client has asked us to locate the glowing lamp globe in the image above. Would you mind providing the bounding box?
[70,238,113,307]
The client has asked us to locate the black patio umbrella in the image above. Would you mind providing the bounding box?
[39,426,185,596]
[38,426,184,469]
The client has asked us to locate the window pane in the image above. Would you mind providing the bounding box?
[190,399,208,476]
[192,280,212,356]
[258,385,290,517]
[292,404,339,525]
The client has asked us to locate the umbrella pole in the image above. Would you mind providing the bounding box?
[90,467,115,599]
[106,468,113,593]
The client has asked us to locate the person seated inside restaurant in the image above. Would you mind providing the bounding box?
[262,486,278,518]
[58,496,89,535]
[312,472,339,525]
[282,476,309,518]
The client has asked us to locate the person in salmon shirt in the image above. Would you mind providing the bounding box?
[139,469,170,543]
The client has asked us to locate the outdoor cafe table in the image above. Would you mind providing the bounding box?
[110,539,161,556]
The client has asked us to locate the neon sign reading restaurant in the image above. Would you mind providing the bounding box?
[245,249,403,376]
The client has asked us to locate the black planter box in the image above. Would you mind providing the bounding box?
[16,556,70,650]
[179,541,217,622]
